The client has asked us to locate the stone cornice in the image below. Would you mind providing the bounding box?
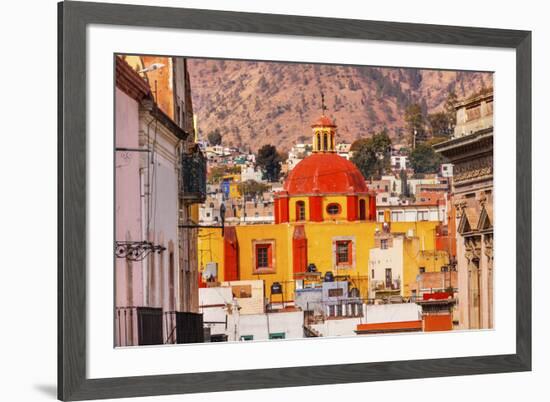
[433,128,493,162]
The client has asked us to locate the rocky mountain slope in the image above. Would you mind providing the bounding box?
[188,59,492,152]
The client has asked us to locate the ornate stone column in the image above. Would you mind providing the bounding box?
[480,233,489,329]
[484,234,494,328]
[455,201,469,329]
[465,236,481,329]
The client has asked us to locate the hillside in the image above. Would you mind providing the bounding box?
[187,59,492,152]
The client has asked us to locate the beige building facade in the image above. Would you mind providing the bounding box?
[434,91,494,330]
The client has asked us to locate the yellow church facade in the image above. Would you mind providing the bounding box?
[199,220,446,302]
[198,114,449,302]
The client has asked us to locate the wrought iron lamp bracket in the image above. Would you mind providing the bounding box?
[115,241,167,261]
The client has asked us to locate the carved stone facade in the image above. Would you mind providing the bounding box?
[434,91,494,330]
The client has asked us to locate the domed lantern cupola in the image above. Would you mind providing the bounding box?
[311,92,336,153]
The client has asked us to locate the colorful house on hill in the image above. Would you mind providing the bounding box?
[198,114,446,303]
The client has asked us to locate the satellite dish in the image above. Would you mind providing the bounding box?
[202,262,218,281]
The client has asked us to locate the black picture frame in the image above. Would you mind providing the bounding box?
[58,1,532,400]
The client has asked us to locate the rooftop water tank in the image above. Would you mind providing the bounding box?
[271,282,283,294]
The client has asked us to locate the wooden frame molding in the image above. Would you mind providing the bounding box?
[59,1,531,400]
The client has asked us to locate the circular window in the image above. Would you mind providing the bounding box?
[326,203,341,215]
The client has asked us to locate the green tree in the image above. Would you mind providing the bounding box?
[404,103,426,148]
[427,112,453,137]
[350,138,370,152]
[237,180,270,200]
[409,143,443,174]
[256,144,283,182]
[207,129,222,146]
[350,130,392,180]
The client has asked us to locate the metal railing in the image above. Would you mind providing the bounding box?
[370,279,401,292]
[115,306,164,347]
[115,307,137,347]
[180,147,207,203]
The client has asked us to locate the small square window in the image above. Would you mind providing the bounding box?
[256,246,269,268]
[269,332,285,340]
[335,240,352,266]
[253,241,275,273]
[419,267,426,274]
[328,288,344,297]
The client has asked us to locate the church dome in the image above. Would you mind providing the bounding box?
[284,153,368,195]
[311,115,336,128]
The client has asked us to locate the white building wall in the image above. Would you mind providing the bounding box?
[222,280,265,315]
[199,287,233,336]
[139,113,181,314]
[369,236,404,296]
[226,311,304,341]
[365,303,421,323]
[377,206,442,223]
[310,303,421,337]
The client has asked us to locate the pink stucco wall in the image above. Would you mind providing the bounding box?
[115,87,144,313]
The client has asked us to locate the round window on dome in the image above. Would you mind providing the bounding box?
[326,203,341,215]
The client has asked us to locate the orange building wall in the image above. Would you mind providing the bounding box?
[423,314,453,332]
[141,56,174,119]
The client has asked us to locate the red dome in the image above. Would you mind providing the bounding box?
[311,115,336,128]
[284,153,368,195]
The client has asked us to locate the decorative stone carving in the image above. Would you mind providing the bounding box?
[484,235,494,259]
[453,155,493,183]
[455,200,467,218]
[464,237,482,262]
[478,194,487,208]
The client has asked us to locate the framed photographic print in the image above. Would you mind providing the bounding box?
[58,1,531,400]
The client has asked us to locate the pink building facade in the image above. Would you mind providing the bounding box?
[115,56,203,346]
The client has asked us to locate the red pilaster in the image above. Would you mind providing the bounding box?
[279,196,289,223]
[292,225,308,273]
[347,195,358,221]
[223,226,239,281]
[368,194,377,221]
[308,195,323,222]
[274,197,280,224]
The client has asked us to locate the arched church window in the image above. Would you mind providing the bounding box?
[323,133,328,151]
[359,199,366,220]
[296,201,306,221]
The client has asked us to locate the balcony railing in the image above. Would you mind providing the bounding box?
[180,147,207,203]
[371,279,401,292]
[115,306,163,347]
[303,298,366,323]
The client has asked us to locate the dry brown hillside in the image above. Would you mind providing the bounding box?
[188,59,492,152]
